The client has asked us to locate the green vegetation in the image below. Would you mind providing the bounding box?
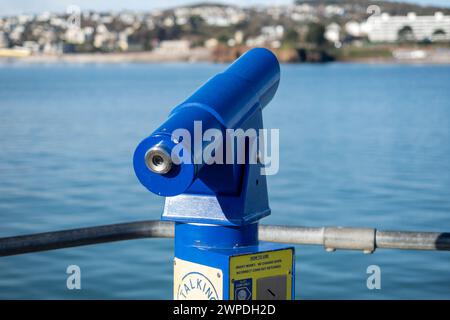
[282,28,300,48]
[305,22,327,47]
[332,46,393,60]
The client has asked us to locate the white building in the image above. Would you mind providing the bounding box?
[173,5,245,27]
[365,12,450,42]
[261,25,284,41]
[246,25,284,48]
[0,31,8,48]
[345,20,367,37]
[289,4,316,22]
[325,23,341,43]
[204,38,218,48]
[324,5,344,17]
[65,26,85,44]
[154,40,191,54]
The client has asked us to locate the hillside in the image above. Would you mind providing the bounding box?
[295,0,450,16]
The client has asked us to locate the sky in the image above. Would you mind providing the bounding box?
[1,0,449,16]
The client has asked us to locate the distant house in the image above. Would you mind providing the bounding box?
[325,23,341,43]
[65,26,85,45]
[365,12,450,42]
[154,40,191,54]
[246,25,284,48]
[0,31,9,48]
[345,21,367,38]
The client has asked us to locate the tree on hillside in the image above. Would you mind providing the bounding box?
[188,15,204,34]
[306,22,326,47]
[284,28,299,45]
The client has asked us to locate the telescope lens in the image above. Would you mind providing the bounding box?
[145,146,172,175]
[152,155,164,167]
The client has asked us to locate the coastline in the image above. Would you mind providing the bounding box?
[0,48,212,64]
[0,48,449,65]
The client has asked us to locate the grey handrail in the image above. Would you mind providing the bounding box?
[0,220,449,257]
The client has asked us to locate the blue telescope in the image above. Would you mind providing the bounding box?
[134,47,280,225]
[133,48,294,300]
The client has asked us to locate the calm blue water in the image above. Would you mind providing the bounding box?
[0,62,449,299]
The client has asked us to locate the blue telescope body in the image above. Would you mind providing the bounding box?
[133,48,280,226]
[133,48,295,300]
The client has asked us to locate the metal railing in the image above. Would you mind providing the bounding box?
[0,220,449,257]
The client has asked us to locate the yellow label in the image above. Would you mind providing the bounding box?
[229,249,293,300]
[173,258,223,300]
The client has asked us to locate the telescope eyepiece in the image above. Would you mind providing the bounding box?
[145,146,172,175]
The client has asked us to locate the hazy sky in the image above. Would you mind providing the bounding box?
[1,0,449,16]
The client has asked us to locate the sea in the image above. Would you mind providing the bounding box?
[0,62,449,299]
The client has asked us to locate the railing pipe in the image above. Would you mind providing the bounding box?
[0,220,449,257]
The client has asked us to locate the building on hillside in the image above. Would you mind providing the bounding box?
[154,40,191,54]
[365,12,450,42]
[325,23,341,43]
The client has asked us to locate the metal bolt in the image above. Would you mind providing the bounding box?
[145,145,172,175]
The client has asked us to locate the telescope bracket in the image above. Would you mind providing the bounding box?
[162,106,270,226]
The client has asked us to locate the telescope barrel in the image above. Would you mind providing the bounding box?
[133,48,280,197]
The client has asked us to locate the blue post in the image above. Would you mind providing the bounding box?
[134,48,295,300]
